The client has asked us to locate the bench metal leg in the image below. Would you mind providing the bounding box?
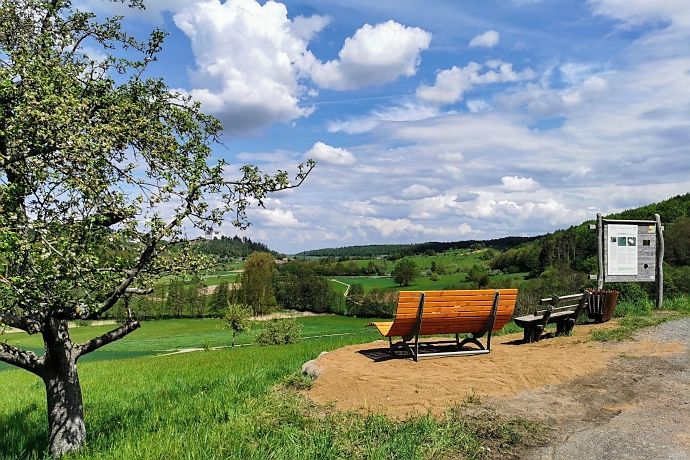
[458,336,486,350]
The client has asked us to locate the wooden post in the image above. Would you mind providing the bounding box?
[597,213,604,290]
[655,214,664,309]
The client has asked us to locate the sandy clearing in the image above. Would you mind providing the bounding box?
[305,322,686,418]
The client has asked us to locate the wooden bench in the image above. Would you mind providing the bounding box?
[513,292,590,343]
[371,289,518,361]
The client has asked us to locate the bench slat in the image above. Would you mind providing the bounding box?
[538,293,584,303]
[373,289,518,338]
[398,289,517,297]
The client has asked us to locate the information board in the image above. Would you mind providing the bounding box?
[606,224,638,276]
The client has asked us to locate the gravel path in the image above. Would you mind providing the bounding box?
[510,318,690,460]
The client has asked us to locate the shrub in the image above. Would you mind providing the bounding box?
[666,265,690,297]
[255,319,302,345]
[606,282,651,303]
[347,288,397,318]
[392,258,419,286]
[224,303,253,347]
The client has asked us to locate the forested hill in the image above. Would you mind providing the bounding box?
[192,236,277,259]
[490,193,690,277]
[296,236,539,258]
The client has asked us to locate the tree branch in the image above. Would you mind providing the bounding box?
[125,288,153,295]
[0,342,44,375]
[75,318,140,358]
[0,312,42,334]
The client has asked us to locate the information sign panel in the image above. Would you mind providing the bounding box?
[606,224,638,276]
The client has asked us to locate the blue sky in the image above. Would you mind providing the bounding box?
[82,0,690,253]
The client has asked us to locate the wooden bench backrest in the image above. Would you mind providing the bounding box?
[534,293,586,316]
[387,289,518,337]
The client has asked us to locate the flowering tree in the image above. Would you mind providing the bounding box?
[0,0,314,456]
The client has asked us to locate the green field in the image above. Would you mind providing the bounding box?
[319,249,486,274]
[199,270,241,286]
[0,316,377,372]
[0,316,538,459]
[331,272,527,294]
[326,249,526,294]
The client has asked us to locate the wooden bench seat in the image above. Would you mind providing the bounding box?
[371,289,518,361]
[513,292,590,343]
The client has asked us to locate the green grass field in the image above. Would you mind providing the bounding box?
[0,316,540,459]
[326,249,526,294]
[199,271,241,286]
[331,271,527,294]
[321,249,486,275]
[0,316,378,372]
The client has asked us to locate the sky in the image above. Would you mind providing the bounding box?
[80,0,690,253]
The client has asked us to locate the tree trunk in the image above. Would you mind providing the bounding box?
[42,318,86,457]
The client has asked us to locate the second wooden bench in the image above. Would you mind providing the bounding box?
[514,292,590,343]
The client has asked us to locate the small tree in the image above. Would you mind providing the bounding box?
[210,281,231,316]
[0,1,314,456]
[467,264,490,288]
[346,283,365,314]
[392,259,419,286]
[236,252,276,315]
[224,303,252,347]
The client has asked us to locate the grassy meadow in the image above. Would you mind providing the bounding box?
[325,249,528,295]
[0,316,377,373]
[0,316,541,460]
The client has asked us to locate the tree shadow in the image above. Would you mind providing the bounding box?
[0,403,49,459]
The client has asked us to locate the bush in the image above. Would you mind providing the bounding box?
[348,288,397,318]
[254,319,302,345]
[607,282,651,303]
[666,265,690,297]
[392,258,419,286]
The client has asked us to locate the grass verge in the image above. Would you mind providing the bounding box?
[591,295,690,342]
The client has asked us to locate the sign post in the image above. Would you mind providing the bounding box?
[593,214,664,308]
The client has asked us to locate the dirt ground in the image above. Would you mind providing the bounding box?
[305,319,690,459]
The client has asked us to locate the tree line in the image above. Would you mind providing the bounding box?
[297,236,539,258]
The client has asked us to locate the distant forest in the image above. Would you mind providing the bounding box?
[296,236,540,258]
[192,236,277,259]
[490,193,690,295]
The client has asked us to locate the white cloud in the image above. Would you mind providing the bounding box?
[588,0,690,27]
[417,60,535,105]
[401,184,437,199]
[467,99,492,113]
[306,142,356,165]
[408,194,461,219]
[344,201,378,216]
[355,217,475,238]
[290,14,332,41]
[256,208,301,227]
[469,30,500,48]
[496,66,608,117]
[500,176,540,192]
[309,20,432,90]
[328,102,441,134]
[173,0,325,133]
